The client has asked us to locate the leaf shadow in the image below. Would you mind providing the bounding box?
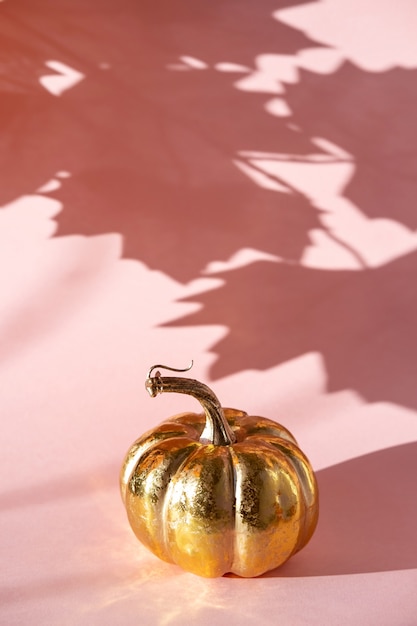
[0,0,326,282]
[286,62,417,229]
[167,252,417,410]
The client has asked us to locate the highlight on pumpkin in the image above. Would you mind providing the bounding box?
[120,365,318,577]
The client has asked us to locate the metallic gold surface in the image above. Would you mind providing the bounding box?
[120,370,319,578]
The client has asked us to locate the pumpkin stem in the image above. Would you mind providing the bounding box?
[145,371,236,446]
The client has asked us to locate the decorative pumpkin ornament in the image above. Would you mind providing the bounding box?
[120,363,319,578]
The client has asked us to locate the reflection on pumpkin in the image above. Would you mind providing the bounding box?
[121,368,318,577]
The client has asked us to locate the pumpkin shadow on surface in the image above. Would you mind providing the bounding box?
[263,441,417,577]
[4,445,417,579]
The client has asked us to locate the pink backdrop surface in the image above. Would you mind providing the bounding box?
[1,1,417,624]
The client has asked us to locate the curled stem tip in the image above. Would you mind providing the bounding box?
[144,360,236,446]
[147,360,194,380]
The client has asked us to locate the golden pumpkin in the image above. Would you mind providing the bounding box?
[120,364,319,578]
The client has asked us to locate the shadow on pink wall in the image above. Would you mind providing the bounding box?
[168,253,417,409]
[1,1,417,407]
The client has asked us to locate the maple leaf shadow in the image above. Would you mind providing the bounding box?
[166,252,417,410]
[0,0,327,282]
[286,62,417,229]
[54,170,323,282]
[263,441,417,577]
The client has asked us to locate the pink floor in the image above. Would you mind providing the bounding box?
[1,1,417,624]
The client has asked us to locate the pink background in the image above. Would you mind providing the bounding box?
[1,0,417,624]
